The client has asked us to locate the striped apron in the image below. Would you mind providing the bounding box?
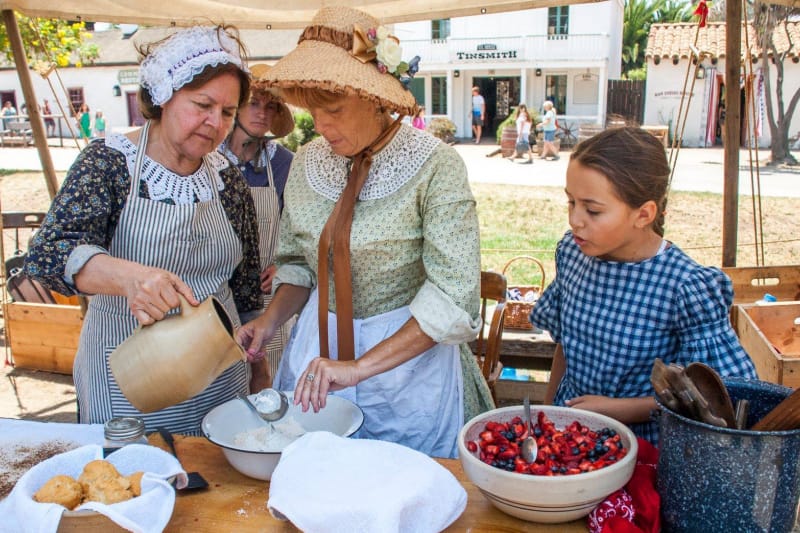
[73,121,249,435]
[243,155,292,382]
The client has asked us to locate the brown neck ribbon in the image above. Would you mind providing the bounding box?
[317,116,403,361]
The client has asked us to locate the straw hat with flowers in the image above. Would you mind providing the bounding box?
[257,6,420,116]
[248,64,295,138]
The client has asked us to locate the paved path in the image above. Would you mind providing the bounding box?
[1,139,799,197]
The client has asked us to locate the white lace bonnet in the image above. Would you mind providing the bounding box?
[139,26,248,107]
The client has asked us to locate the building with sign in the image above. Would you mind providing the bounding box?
[0,5,623,139]
[644,21,800,148]
[396,3,623,139]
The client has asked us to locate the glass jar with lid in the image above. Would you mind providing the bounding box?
[104,416,147,449]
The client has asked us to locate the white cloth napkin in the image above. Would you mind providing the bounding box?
[268,432,467,533]
[6,443,187,533]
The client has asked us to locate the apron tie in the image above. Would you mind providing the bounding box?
[317,117,403,361]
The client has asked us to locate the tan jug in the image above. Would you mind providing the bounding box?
[109,294,246,413]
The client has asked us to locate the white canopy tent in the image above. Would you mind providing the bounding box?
[1,0,797,263]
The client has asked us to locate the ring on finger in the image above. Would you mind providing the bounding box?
[306,373,315,382]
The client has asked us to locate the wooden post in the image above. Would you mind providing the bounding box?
[722,1,741,267]
[2,9,59,200]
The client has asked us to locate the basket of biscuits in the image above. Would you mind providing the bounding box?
[6,443,186,532]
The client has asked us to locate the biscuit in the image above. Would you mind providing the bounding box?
[78,459,121,490]
[83,476,133,505]
[33,474,83,510]
[126,471,144,497]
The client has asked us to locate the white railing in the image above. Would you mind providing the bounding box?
[402,34,610,65]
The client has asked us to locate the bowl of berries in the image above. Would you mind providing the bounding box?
[458,405,638,523]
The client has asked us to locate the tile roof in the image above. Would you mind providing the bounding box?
[645,21,799,60]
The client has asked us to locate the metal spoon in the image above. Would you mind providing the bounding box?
[521,396,538,463]
[236,389,289,423]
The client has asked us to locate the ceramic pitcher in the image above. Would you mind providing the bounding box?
[110,294,246,413]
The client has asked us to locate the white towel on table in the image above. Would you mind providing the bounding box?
[268,432,467,533]
[6,443,187,533]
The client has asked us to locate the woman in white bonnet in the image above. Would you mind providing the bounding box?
[25,25,261,435]
[237,6,493,458]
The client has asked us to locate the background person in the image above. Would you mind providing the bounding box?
[538,100,559,160]
[76,103,91,141]
[237,6,493,458]
[218,63,296,392]
[506,103,533,164]
[529,127,757,445]
[42,99,56,137]
[94,110,106,138]
[24,25,262,436]
[412,107,426,130]
[2,100,16,129]
[471,86,485,144]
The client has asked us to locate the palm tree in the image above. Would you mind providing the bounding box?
[622,0,664,76]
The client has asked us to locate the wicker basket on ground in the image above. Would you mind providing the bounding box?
[501,255,547,330]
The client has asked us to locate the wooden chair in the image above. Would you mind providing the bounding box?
[475,271,508,403]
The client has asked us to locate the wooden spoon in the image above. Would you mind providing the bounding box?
[752,388,800,431]
[685,362,737,428]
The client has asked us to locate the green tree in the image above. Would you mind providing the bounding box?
[753,1,799,165]
[622,0,664,77]
[622,0,695,78]
[0,14,98,72]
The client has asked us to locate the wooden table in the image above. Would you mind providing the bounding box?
[153,435,587,532]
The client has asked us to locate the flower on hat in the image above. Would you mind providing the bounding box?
[355,24,420,90]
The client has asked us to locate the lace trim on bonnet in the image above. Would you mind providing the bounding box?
[304,125,441,201]
[106,134,228,204]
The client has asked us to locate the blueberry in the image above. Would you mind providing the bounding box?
[571,447,580,455]
[534,427,543,437]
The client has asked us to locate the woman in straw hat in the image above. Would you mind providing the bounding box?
[25,25,261,435]
[218,64,296,393]
[237,6,493,458]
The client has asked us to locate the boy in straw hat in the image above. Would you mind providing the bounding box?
[218,64,295,393]
[237,6,493,458]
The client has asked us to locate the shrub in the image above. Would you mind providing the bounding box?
[427,117,456,143]
[276,109,318,152]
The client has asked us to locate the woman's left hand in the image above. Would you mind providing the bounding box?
[295,357,361,412]
[259,264,277,294]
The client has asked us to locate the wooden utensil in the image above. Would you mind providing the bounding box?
[751,388,800,431]
[651,358,681,412]
[734,399,750,430]
[158,427,209,491]
[685,362,736,428]
[662,362,727,427]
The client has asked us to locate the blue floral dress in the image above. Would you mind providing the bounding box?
[530,231,757,444]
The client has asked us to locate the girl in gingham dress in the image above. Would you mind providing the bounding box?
[529,127,756,445]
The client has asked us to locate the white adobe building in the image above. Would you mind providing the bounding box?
[0,4,624,140]
[397,3,623,137]
[644,21,800,148]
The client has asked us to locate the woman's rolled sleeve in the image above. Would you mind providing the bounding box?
[273,263,317,293]
[410,279,480,344]
[64,244,110,288]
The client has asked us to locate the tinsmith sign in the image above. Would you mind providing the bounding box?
[454,44,518,62]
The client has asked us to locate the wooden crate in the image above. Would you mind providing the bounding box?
[723,265,800,304]
[736,302,800,388]
[5,301,83,374]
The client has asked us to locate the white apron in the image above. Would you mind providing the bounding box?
[274,288,464,458]
[73,121,249,435]
[243,157,292,382]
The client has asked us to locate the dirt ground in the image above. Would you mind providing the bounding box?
[0,359,78,423]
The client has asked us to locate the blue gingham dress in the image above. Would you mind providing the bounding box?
[530,231,757,445]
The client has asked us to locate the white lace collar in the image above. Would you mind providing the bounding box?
[304,125,441,202]
[106,133,229,204]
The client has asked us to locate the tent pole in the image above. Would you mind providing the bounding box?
[2,9,59,200]
[722,0,741,267]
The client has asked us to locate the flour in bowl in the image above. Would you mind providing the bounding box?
[233,418,306,451]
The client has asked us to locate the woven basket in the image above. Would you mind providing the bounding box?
[501,255,547,330]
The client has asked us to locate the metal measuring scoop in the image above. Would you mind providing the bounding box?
[237,389,289,424]
[521,396,538,463]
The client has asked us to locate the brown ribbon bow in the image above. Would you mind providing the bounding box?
[316,117,403,361]
[351,24,377,64]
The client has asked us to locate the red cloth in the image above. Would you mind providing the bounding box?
[587,438,660,533]
[693,0,709,27]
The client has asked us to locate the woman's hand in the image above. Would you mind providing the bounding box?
[124,267,198,326]
[565,394,657,425]
[295,357,362,412]
[259,264,277,294]
[236,314,278,362]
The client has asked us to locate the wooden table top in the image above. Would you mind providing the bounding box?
[153,434,588,532]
